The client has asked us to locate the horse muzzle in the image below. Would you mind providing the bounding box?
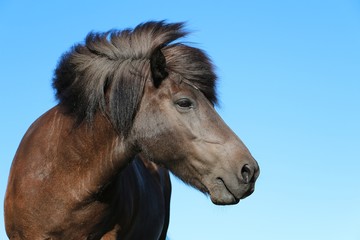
[208,160,260,205]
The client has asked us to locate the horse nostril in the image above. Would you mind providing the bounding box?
[240,164,252,184]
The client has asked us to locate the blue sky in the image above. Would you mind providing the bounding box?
[1,0,359,239]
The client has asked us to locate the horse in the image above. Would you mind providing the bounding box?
[4,21,260,239]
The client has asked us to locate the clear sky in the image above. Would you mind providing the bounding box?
[1,1,359,239]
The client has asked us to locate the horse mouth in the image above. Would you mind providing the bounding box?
[205,178,237,205]
[208,177,254,205]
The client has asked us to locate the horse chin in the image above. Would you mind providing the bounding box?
[210,193,240,205]
[207,178,241,205]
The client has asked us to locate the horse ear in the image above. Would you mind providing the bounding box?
[150,47,168,88]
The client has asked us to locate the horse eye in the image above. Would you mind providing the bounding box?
[175,98,193,109]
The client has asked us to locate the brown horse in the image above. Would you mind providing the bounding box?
[4,21,259,239]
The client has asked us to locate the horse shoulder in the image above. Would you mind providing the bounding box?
[5,106,118,239]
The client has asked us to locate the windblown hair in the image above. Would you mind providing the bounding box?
[53,21,217,135]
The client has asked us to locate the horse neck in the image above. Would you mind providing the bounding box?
[51,106,136,189]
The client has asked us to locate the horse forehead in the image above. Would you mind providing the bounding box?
[144,77,188,101]
[166,74,201,96]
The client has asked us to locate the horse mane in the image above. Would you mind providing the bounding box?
[53,21,217,135]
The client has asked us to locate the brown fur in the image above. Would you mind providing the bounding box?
[5,21,259,239]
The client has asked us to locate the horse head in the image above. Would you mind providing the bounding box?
[53,21,259,205]
[132,34,259,205]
